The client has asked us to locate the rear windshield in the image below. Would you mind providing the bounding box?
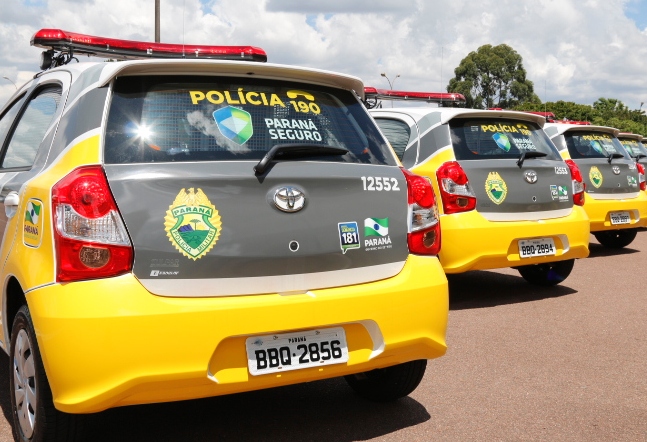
[448,119,560,161]
[104,76,395,165]
[564,131,629,159]
[617,137,647,158]
[374,118,411,160]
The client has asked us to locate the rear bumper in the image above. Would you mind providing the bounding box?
[438,207,590,273]
[584,191,647,231]
[27,254,448,413]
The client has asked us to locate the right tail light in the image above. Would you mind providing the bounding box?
[565,159,586,206]
[436,161,477,214]
[402,168,441,255]
[635,162,646,191]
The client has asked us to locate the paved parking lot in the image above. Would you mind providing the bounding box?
[0,232,645,441]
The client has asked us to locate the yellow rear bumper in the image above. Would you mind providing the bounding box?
[583,191,647,231]
[438,207,590,273]
[27,254,448,413]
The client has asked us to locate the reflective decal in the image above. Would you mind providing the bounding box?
[589,166,603,188]
[23,199,43,248]
[213,106,253,145]
[164,188,222,260]
[485,172,508,205]
[492,133,511,152]
[338,222,360,254]
[364,217,392,250]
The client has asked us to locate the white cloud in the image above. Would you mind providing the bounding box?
[1,0,646,111]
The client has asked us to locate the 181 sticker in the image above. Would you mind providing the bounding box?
[361,176,401,191]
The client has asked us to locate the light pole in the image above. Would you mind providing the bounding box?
[2,76,17,90]
[380,73,400,108]
[155,0,160,42]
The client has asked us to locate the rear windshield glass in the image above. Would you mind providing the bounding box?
[563,131,629,159]
[617,137,647,158]
[448,119,560,161]
[104,76,395,165]
[374,118,411,160]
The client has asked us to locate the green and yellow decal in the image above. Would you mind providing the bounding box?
[589,166,603,188]
[164,188,222,260]
[23,198,44,248]
[485,172,508,205]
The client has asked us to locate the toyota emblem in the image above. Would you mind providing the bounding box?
[612,166,621,175]
[273,187,306,212]
[524,170,538,184]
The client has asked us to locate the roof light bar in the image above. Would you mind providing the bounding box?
[364,87,466,103]
[31,29,267,62]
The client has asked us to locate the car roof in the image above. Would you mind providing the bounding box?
[544,122,620,137]
[369,107,547,127]
[39,59,366,97]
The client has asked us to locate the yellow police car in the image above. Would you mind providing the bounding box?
[366,88,590,285]
[0,30,448,440]
[544,123,647,247]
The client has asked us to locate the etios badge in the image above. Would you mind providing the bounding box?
[274,187,305,212]
[524,170,538,184]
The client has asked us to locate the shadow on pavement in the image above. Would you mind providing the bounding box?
[84,378,429,441]
[586,243,640,259]
[448,271,577,310]
[0,352,12,427]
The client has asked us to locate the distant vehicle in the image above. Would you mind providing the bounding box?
[366,89,590,286]
[544,123,647,248]
[0,29,449,441]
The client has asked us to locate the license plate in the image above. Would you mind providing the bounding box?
[518,238,556,258]
[610,211,631,225]
[246,327,349,376]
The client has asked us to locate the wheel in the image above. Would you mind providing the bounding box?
[593,229,638,248]
[9,305,83,442]
[516,259,575,286]
[344,360,427,402]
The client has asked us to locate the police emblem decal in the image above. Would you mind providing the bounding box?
[164,188,222,260]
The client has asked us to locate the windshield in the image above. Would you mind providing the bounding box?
[449,119,561,161]
[617,137,647,158]
[563,131,630,159]
[104,76,395,165]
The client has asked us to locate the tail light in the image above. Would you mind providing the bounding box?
[402,168,441,255]
[565,159,586,206]
[52,166,133,282]
[635,162,646,191]
[436,161,477,214]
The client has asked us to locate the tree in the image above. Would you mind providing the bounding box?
[447,44,539,109]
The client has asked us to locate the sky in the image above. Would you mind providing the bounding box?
[1,0,647,110]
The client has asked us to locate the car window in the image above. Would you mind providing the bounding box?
[0,94,27,152]
[617,137,647,157]
[374,118,411,160]
[2,87,62,169]
[104,76,395,166]
[449,118,560,161]
[564,131,629,160]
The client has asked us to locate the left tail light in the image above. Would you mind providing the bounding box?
[635,162,646,191]
[52,165,133,282]
[565,159,586,206]
[402,168,441,255]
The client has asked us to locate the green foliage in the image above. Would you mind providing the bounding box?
[512,99,647,136]
[447,44,539,109]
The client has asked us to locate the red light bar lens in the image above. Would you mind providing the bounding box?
[364,87,466,103]
[31,28,267,62]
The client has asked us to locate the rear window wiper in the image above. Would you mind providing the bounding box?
[517,151,547,168]
[634,153,646,161]
[607,152,625,163]
[254,144,349,175]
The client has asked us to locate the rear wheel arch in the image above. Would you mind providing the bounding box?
[4,276,28,344]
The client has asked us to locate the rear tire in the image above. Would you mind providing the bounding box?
[9,305,84,442]
[516,259,575,286]
[593,229,638,248]
[344,360,427,402]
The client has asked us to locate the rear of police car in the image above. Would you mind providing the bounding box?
[544,123,647,247]
[1,30,448,440]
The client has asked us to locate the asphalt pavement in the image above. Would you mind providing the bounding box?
[0,232,645,441]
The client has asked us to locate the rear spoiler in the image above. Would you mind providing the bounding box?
[364,87,466,109]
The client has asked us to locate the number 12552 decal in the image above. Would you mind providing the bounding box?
[361,176,401,191]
